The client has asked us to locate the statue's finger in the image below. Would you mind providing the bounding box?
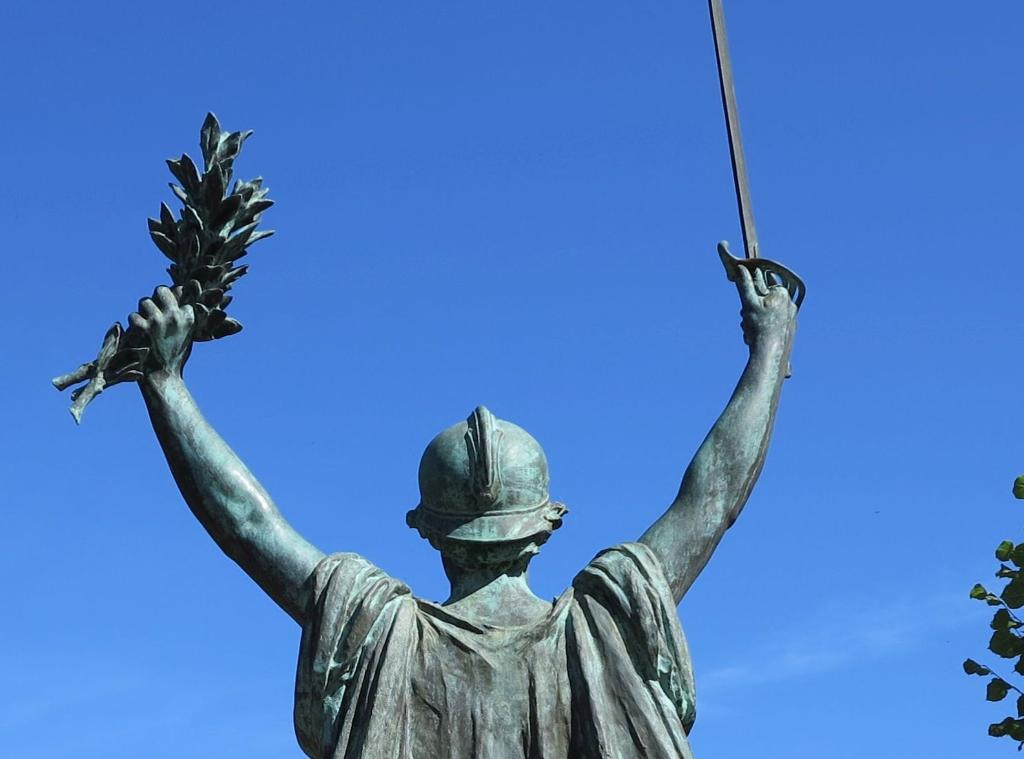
[735,265,758,303]
[753,267,770,296]
[128,312,149,332]
[154,286,177,310]
[139,298,160,319]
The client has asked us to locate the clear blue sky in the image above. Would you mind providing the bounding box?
[3,1,1022,756]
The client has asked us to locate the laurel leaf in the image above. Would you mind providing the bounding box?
[200,112,221,168]
[206,309,227,329]
[200,288,225,307]
[149,231,178,261]
[211,193,243,230]
[58,115,274,423]
[184,278,203,302]
[229,221,258,246]
[179,154,201,195]
[166,158,184,185]
[217,131,243,164]
[159,202,176,234]
[209,316,243,339]
[183,233,200,265]
[203,164,226,207]
[221,265,249,287]
[200,263,227,281]
[181,204,203,232]
[190,302,210,322]
[246,229,274,247]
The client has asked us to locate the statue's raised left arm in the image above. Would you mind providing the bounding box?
[640,264,797,604]
[133,286,325,625]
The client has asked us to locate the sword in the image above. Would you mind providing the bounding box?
[708,0,805,310]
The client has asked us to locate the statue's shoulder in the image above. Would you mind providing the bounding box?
[573,542,667,590]
[312,552,413,604]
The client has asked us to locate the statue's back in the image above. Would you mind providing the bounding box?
[295,546,696,759]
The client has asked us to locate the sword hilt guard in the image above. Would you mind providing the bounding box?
[717,241,803,379]
[717,242,806,310]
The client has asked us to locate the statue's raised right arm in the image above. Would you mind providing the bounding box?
[640,263,797,604]
[132,286,325,625]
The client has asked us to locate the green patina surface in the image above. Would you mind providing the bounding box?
[57,115,802,759]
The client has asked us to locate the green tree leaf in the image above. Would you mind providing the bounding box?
[967,473,1024,747]
[990,718,1011,737]
[993,609,1024,631]
[1003,579,1024,609]
[988,717,1024,741]
[987,678,1011,701]
[998,564,1020,579]
[1012,545,1024,570]
[1011,720,1024,742]
[990,629,1024,659]
[965,658,993,676]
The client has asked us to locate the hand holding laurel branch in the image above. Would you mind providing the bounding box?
[52,114,274,422]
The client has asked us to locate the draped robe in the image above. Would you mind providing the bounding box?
[294,542,696,759]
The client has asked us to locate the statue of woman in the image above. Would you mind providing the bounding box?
[130,262,796,759]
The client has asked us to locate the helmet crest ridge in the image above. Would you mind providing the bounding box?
[465,405,502,507]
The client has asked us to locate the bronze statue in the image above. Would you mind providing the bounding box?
[54,4,804,756]
[121,254,795,758]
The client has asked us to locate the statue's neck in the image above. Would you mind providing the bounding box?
[442,564,552,627]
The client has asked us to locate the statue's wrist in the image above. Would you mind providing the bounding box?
[142,367,185,392]
[749,333,790,362]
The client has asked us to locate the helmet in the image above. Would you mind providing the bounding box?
[407,406,567,543]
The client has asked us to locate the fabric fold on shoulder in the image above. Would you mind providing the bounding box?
[294,553,414,758]
[568,542,696,757]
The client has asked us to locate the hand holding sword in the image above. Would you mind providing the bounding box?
[708,0,805,371]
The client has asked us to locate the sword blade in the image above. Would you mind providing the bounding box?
[708,0,759,259]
